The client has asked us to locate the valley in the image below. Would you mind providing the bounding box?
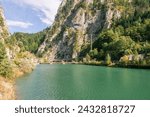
[0,0,150,100]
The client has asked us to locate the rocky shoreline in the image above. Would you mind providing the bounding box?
[0,77,16,100]
[0,70,30,100]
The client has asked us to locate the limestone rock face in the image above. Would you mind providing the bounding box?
[37,0,122,62]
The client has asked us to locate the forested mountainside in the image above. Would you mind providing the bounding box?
[0,5,40,99]
[37,0,150,65]
[0,7,37,79]
[0,6,12,78]
[7,27,50,54]
[0,6,15,99]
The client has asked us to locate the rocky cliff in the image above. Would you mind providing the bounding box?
[37,0,122,61]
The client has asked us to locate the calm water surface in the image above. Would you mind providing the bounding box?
[16,64,150,100]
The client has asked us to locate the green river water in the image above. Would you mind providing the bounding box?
[16,64,150,100]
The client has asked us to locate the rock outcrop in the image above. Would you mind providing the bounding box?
[37,0,122,62]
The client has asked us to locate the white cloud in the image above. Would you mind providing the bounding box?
[7,20,33,28]
[12,0,62,25]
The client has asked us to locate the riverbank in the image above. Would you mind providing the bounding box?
[43,61,150,69]
[82,62,150,69]
[116,64,150,69]
[0,58,37,100]
[0,77,16,100]
[0,68,34,100]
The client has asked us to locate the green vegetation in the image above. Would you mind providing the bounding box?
[0,15,4,26]
[5,28,49,54]
[105,53,112,65]
[80,0,150,66]
[0,42,12,78]
[0,12,47,78]
[0,28,47,78]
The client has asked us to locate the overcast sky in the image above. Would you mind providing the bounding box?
[1,0,62,33]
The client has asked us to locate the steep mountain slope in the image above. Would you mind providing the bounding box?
[0,6,15,99]
[38,0,120,61]
[0,6,37,79]
[0,5,39,99]
[38,0,150,64]
[0,6,12,78]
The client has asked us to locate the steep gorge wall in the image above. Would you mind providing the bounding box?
[38,0,122,61]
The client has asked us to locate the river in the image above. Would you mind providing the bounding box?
[16,64,150,100]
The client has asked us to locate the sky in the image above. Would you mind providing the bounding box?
[0,0,62,33]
